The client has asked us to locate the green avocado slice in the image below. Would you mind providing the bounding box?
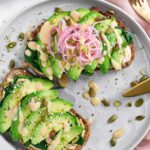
[0,78,53,133]
[31,112,76,144]
[16,98,72,143]
[67,65,83,81]
[10,90,58,141]
[54,126,84,150]
[85,60,98,74]
[48,11,70,25]
[50,57,64,78]
[80,11,103,25]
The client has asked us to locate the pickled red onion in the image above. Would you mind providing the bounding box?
[49,21,102,65]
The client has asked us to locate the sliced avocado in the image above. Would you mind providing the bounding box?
[0,78,53,133]
[36,40,54,80]
[10,90,58,141]
[31,112,76,144]
[100,55,111,74]
[94,19,112,32]
[48,11,70,25]
[67,65,83,81]
[75,8,90,18]
[85,60,97,74]
[21,107,47,143]
[111,49,124,70]
[55,126,84,150]
[50,57,64,78]
[51,32,57,52]
[79,11,103,25]
[106,32,116,44]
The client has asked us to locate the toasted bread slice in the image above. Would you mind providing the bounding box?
[0,68,90,150]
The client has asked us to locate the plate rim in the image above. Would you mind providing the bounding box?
[0,0,150,150]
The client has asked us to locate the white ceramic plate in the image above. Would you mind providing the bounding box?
[0,0,150,150]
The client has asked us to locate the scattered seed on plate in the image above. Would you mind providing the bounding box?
[102,99,110,107]
[113,128,125,139]
[88,80,99,92]
[135,115,145,121]
[114,101,121,107]
[110,137,116,147]
[82,92,90,100]
[9,59,15,69]
[6,42,16,49]
[126,102,132,107]
[108,114,118,124]
[18,32,24,41]
[57,74,69,88]
[91,97,101,106]
[135,98,144,107]
[89,87,96,97]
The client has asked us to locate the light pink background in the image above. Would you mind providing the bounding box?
[106,0,150,149]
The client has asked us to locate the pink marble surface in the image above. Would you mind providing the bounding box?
[106,0,150,149]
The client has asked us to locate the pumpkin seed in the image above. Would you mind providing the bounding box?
[135,115,145,121]
[113,128,125,139]
[126,102,132,107]
[107,9,116,15]
[130,81,138,87]
[95,16,105,21]
[114,101,121,107]
[18,32,24,41]
[6,42,16,49]
[135,98,144,107]
[89,88,96,97]
[9,59,15,69]
[110,137,116,147]
[108,114,118,124]
[139,75,149,82]
[65,18,72,26]
[102,99,110,107]
[55,7,63,13]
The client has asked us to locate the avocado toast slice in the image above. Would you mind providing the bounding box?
[24,7,135,81]
[0,68,90,150]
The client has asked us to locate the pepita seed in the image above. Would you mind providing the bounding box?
[139,75,149,82]
[65,18,72,26]
[108,114,118,124]
[6,42,16,49]
[135,98,144,107]
[126,102,132,107]
[102,99,110,107]
[89,88,96,97]
[113,128,125,139]
[9,59,15,69]
[18,32,24,41]
[107,9,116,15]
[82,92,90,100]
[110,137,116,147]
[54,7,63,13]
[135,115,145,121]
[130,81,139,87]
[114,101,121,107]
